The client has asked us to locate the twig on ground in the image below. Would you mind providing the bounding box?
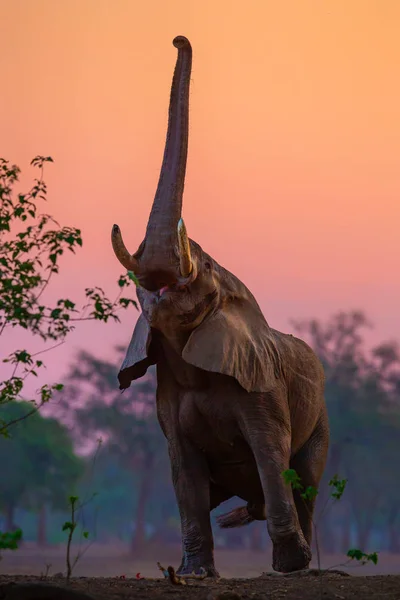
[39,563,52,580]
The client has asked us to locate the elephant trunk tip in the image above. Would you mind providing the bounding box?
[112,224,120,234]
[216,506,255,529]
[173,35,191,49]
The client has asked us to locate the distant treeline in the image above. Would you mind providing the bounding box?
[1,310,399,556]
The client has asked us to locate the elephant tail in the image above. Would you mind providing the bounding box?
[216,506,255,529]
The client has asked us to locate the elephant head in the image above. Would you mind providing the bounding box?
[112,36,281,392]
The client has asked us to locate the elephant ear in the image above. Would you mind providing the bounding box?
[118,314,156,390]
[182,298,282,393]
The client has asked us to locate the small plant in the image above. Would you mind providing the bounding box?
[62,495,90,581]
[62,439,102,580]
[282,469,378,573]
[40,563,52,579]
[346,548,378,565]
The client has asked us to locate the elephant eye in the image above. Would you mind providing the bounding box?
[204,261,211,271]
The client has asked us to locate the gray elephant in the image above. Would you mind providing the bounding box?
[111,36,329,577]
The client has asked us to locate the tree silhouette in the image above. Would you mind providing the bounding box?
[59,348,170,555]
[0,401,83,545]
[292,310,400,553]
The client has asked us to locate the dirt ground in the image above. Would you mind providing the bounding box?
[1,543,400,599]
[1,572,400,600]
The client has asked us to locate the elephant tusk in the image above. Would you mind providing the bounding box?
[111,224,138,273]
[177,218,192,278]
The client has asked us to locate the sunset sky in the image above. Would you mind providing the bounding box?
[1,0,399,394]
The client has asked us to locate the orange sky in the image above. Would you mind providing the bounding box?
[1,0,400,392]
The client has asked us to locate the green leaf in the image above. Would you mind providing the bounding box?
[0,528,23,551]
[347,548,363,561]
[281,469,303,491]
[83,531,89,539]
[300,486,318,501]
[346,548,378,565]
[127,271,139,286]
[119,297,138,311]
[329,474,347,500]
[368,552,379,565]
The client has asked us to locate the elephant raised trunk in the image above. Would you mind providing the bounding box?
[111,36,193,290]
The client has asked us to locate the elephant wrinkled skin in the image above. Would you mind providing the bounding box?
[111,36,329,577]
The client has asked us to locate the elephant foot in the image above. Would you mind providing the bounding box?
[177,552,219,578]
[272,531,311,573]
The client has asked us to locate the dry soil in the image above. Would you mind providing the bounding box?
[1,572,400,600]
[1,543,400,599]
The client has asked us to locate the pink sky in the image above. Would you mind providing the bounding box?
[1,0,400,396]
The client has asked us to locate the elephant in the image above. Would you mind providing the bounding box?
[111,35,329,577]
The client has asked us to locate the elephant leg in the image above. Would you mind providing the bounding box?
[240,398,311,573]
[168,438,219,577]
[290,411,329,547]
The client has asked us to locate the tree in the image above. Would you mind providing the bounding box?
[0,155,138,436]
[58,349,171,555]
[292,310,400,554]
[0,401,83,545]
